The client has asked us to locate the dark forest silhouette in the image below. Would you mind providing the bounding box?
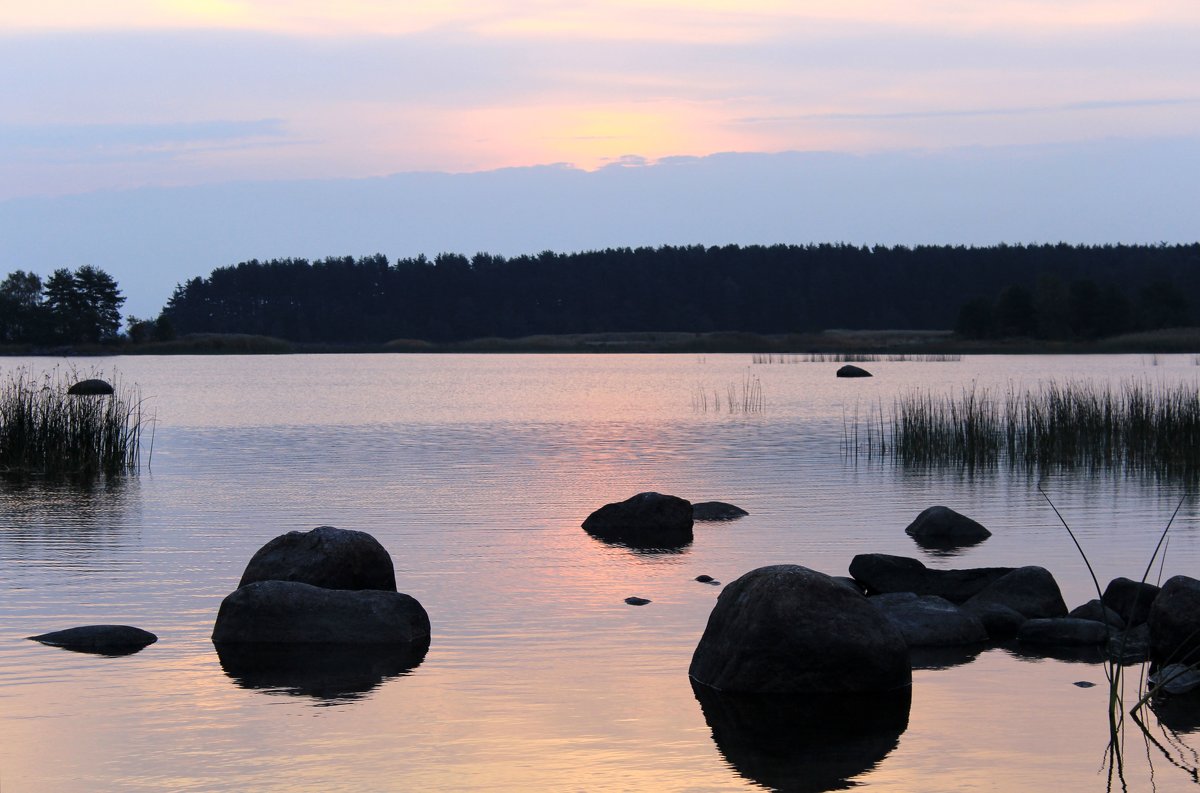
[2,243,1198,346]
[158,244,1199,344]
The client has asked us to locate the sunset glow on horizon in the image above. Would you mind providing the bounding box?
[1,0,1198,198]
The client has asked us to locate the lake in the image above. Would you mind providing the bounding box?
[1,353,1198,791]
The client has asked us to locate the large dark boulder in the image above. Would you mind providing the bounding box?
[238,525,397,592]
[848,553,1014,604]
[963,566,1067,619]
[692,501,749,521]
[836,364,872,378]
[28,625,157,655]
[1149,575,1200,666]
[212,580,430,645]
[904,506,991,550]
[1101,577,1161,628]
[582,492,694,549]
[870,593,988,646]
[689,565,910,694]
[1018,618,1110,646]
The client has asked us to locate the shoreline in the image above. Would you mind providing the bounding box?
[3,327,1200,356]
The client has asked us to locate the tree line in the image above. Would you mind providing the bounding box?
[0,266,133,346]
[3,244,1197,347]
[159,244,1199,343]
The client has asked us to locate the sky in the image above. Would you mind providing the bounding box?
[2,1,1199,316]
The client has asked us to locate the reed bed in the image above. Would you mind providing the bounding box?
[752,352,961,364]
[0,368,146,478]
[692,372,765,414]
[854,380,1200,477]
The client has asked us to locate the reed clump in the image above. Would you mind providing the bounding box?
[863,380,1200,477]
[692,372,765,414]
[0,368,146,478]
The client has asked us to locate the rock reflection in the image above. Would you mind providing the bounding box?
[214,641,428,703]
[583,529,692,555]
[910,535,989,558]
[909,643,986,671]
[692,681,911,792]
[1001,640,1106,665]
[1150,691,1200,734]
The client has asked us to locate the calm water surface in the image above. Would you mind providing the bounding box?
[1,353,1199,792]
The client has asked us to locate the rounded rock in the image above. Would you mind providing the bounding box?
[238,525,397,592]
[689,564,910,694]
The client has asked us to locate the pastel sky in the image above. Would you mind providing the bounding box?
[3,0,1199,200]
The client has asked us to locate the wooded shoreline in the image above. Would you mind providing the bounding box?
[5,327,1200,356]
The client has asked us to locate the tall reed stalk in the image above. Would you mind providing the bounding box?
[0,368,146,478]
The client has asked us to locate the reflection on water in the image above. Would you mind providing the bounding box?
[2,354,1200,790]
[693,680,912,792]
[908,643,987,671]
[214,641,429,704]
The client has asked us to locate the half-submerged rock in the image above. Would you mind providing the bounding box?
[836,364,872,378]
[583,492,694,550]
[904,505,991,551]
[689,565,910,693]
[67,379,115,396]
[238,524,397,591]
[29,625,157,655]
[692,501,749,521]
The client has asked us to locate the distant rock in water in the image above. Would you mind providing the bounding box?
[238,525,397,592]
[625,596,651,606]
[28,625,157,655]
[582,492,694,550]
[904,506,991,551]
[692,501,749,521]
[836,365,872,378]
[849,553,1013,604]
[66,379,114,396]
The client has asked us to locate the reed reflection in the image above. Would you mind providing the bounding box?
[692,681,911,792]
[214,641,428,704]
[0,476,142,567]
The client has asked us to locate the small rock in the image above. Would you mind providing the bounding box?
[1073,681,1097,688]
[692,501,749,521]
[904,505,991,550]
[965,566,1067,619]
[29,625,157,655]
[695,575,715,583]
[836,364,872,378]
[625,596,651,606]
